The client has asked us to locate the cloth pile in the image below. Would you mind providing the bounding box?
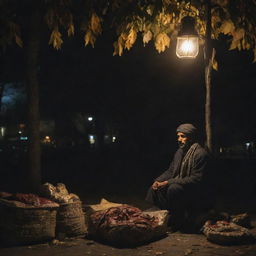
[41,183,80,203]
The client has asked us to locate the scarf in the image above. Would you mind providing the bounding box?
[178,142,199,178]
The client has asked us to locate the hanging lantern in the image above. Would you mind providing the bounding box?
[176,16,199,59]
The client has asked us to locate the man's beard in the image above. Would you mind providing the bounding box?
[178,141,186,148]
[178,141,191,150]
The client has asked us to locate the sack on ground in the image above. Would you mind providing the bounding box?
[88,204,168,247]
[56,200,87,237]
[40,183,87,237]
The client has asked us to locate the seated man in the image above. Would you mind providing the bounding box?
[146,123,210,230]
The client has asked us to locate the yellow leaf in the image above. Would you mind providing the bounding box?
[242,38,246,50]
[237,42,242,51]
[158,12,172,25]
[212,57,218,71]
[214,0,228,7]
[146,5,154,16]
[113,39,123,56]
[163,0,171,5]
[229,39,240,50]
[49,29,63,50]
[125,28,137,50]
[126,23,132,30]
[84,30,96,47]
[253,48,256,63]
[220,20,235,35]
[245,41,251,50]
[143,30,152,46]
[232,28,245,41]
[151,24,160,37]
[117,35,124,56]
[155,33,170,53]
[229,29,246,51]
[113,41,118,56]
[45,8,54,27]
[15,34,23,47]
[84,30,90,46]
[67,23,74,37]
[190,5,199,16]
[90,13,102,35]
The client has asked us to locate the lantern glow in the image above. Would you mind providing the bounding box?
[176,35,199,59]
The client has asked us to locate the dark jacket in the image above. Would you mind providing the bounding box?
[156,143,209,187]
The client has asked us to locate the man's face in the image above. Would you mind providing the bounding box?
[177,132,188,148]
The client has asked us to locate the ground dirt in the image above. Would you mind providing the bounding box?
[0,195,256,256]
[0,223,256,256]
[1,154,256,256]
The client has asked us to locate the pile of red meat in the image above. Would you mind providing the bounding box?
[0,192,57,207]
[88,204,162,247]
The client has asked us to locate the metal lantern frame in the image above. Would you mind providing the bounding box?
[176,16,199,59]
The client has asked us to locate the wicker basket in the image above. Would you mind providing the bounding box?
[0,199,58,246]
[56,200,87,237]
[203,220,253,245]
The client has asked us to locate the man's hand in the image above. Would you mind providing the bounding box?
[152,181,168,190]
[152,181,160,190]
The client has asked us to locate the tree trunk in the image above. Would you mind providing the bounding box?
[204,0,214,153]
[25,6,42,193]
[204,48,215,153]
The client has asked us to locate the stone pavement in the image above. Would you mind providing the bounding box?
[0,224,256,256]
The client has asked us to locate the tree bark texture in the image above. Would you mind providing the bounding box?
[25,5,42,193]
[204,48,215,153]
[204,0,213,153]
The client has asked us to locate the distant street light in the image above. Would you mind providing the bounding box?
[176,16,199,59]
[88,116,93,122]
[89,134,96,144]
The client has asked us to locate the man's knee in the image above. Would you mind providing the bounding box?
[145,187,156,203]
[166,183,187,211]
[167,183,184,197]
[145,186,168,209]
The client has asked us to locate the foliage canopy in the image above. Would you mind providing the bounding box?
[1,0,256,61]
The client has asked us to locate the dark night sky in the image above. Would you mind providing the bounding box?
[1,31,256,148]
[41,32,256,145]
